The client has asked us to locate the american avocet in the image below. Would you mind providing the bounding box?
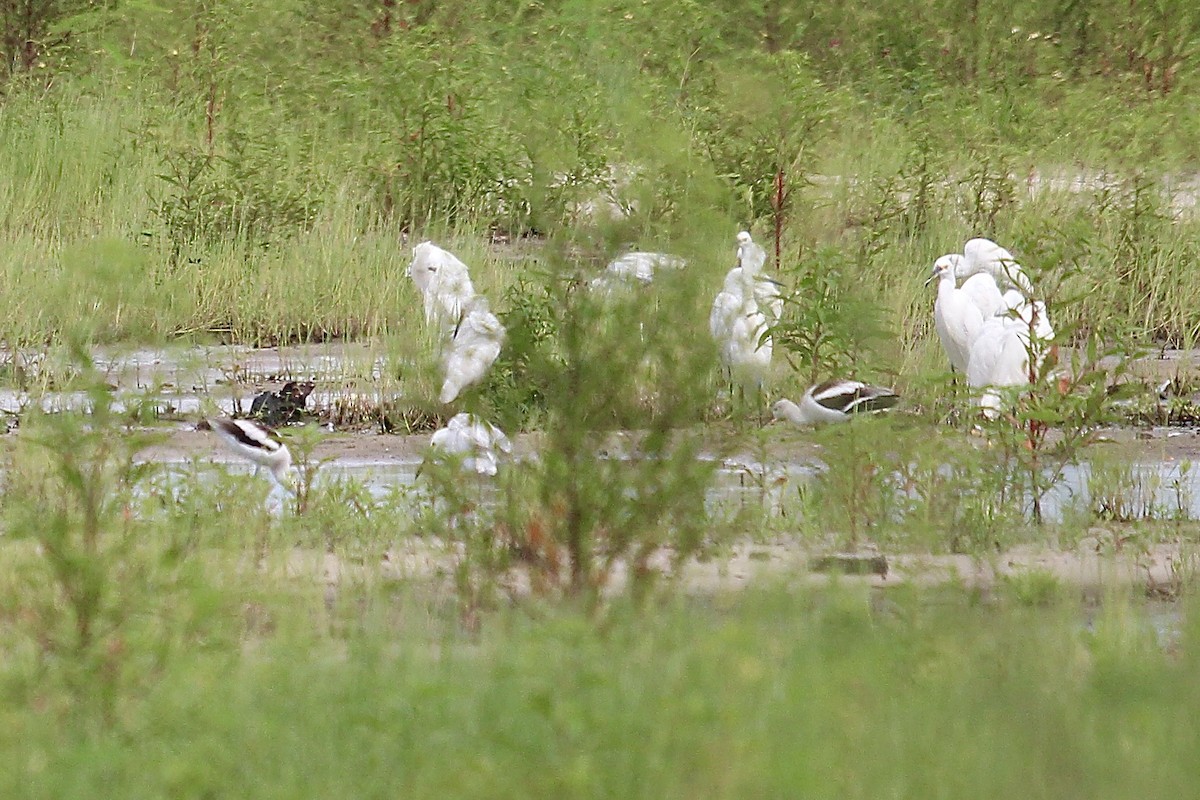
[427,413,513,476]
[928,256,984,373]
[772,380,900,426]
[439,297,505,404]
[249,380,315,426]
[407,241,477,332]
[205,417,296,493]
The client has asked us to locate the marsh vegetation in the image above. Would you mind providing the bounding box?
[3,1,1200,795]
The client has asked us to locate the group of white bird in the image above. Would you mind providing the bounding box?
[708,232,1055,428]
[406,241,514,476]
[204,231,1057,496]
[406,241,506,405]
[928,237,1054,417]
[709,231,784,402]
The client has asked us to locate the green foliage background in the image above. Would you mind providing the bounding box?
[0,0,1197,355]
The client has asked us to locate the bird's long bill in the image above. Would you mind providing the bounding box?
[923,270,937,287]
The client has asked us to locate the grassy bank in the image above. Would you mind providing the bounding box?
[0,581,1196,799]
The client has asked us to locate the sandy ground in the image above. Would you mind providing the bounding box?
[148,415,1200,467]
[281,536,1200,601]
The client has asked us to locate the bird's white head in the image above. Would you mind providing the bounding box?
[736,231,753,246]
[926,255,959,287]
[770,398,802,424]
[407,241,439,286]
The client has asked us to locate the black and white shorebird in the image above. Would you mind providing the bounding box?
[203,417,296,493]
[772,380,900,426]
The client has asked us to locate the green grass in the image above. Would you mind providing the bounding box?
[0,3,1197,359]
[0,583,1196,799]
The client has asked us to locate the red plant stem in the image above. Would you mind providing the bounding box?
[206,80,217,154]
[773,168,785,268]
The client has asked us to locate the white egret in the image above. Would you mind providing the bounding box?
[439,297,505,404]
[928,257,984,373]
[428,413,513,476]
[966,302,1055,418]
[590,251,686,289]
[711,267,773,400]
[772,380,900,426]
[1009,298,1055,341]
[958,237,1034,295]
[407,241,477,332]
[736,231,784,324]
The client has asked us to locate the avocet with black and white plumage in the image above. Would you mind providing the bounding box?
[772,380,900,426]
[204,417,296,493]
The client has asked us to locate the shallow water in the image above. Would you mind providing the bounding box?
[157,444,1200,529]
[9,341,1200,525]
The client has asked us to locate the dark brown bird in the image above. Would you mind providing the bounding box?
[249,381,315,426]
